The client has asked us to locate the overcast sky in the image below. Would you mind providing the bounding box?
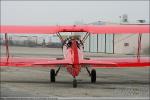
[1,1,149,25]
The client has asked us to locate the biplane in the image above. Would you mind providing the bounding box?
[0,25,150,87]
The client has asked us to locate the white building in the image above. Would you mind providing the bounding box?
[114,33,149,55]
[83,17,149,55]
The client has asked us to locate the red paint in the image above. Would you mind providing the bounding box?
[0,25,150,79]
[1,25,149,34]
[71,40,80,77]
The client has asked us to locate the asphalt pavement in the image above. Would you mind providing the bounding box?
[0,46,150,100]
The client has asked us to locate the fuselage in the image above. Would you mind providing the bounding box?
[62,38,84,77]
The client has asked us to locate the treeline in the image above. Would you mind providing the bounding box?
[0,40,62,48]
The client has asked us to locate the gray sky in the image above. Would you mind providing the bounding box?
[1,1,149,25]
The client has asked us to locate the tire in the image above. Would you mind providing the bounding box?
[50,69,55,82]
[56,58,63,60]
[84,58,90,60]
[91,69,96,83]
[73,79,77,88]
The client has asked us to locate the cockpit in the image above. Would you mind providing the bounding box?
[63,36,84,49]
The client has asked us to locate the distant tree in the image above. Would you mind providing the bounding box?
[42,39,46,47]
[122,14,128,23]
[8,37,14,45]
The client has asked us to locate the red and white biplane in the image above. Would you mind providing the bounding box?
[0,25,150,87]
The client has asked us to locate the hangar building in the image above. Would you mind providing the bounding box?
[83,19,149,55]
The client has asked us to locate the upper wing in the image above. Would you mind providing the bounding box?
[0,57,70,67]
[86,25,149,34]
[1,25,149,34]
[80,57,150,68]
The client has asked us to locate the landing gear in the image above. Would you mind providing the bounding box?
[85,67,97,83]
[50,66,61,83]
[50,69,55,82]
[73,78,77,88]
[91,69,96,83]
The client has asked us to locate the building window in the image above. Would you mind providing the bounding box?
[124,43,129,46]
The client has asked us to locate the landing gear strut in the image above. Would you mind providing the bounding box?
[73,78,77,88]
[50,66,61,83]
[91,69,96,83]
[50,69,55,82]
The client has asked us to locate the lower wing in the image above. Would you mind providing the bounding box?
[80,57,150,68]
[0,57,70,67]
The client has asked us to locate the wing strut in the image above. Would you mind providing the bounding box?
[137,33,142,60]
[82,32,90,43]
[56,32,64,42]
[4,33,10,61]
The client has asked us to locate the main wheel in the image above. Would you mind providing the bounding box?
[73,78,77,88]
[50,69,55,82]
[91,69,96,83]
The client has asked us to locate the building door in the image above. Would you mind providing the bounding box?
[90,34,97,52]
[84,36,90,52]
[106,34,114,53]
[98,34,105,52]
[84,34,114,53]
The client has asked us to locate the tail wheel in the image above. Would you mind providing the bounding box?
[91,69,96,83]
[73,78,77,88]
[50,69,55,82]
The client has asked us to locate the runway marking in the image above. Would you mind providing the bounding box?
[1,97,149,100]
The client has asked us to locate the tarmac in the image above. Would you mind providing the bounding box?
[0,46,150,100]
